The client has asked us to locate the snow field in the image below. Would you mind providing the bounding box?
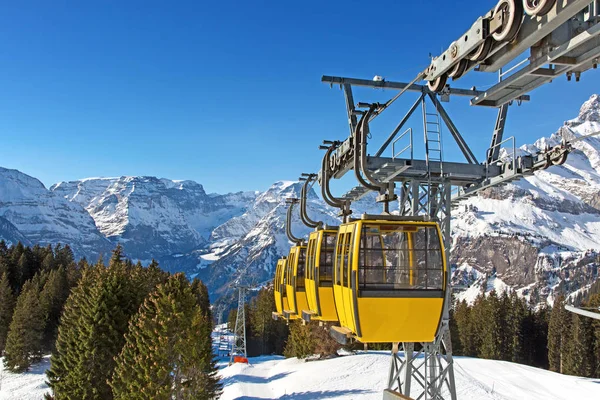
[218,352,600,400]
[0,356,50,400]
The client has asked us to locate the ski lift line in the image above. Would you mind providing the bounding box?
[369,72,426,122]
[567,130,600,144]
[565,304,600,320]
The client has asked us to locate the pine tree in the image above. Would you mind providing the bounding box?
[284,320,314,359]
[17,248,38,288]
[453,299,476,356]
[46,265,101,398]
[110,274,221,400]
[191,277,212,321]
[39,267,69,351]
[0,272,16,354]
[548,295,571,373]
[3,279,45,372]
[478,291,503,360]
[47,247,147,400]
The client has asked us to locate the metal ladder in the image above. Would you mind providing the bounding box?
[422,99,443,216]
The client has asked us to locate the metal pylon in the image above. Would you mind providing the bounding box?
[229,287,247,364]
[387,178,456,400]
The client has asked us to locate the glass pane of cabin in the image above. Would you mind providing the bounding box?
[297,248,306,290]
[358,224,443,290]
[319,232,336,284]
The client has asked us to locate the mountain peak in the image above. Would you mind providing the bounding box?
[575,93,600,123]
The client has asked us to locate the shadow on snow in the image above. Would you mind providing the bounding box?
[235,389,373,399]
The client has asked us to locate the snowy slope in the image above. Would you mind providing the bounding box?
[219,352,600,400]
[0,216,30,247]
[0,356,50,400]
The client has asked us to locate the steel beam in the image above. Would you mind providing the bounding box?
[480,0,593,73]
[321,75,528,100]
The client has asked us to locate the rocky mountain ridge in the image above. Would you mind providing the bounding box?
[1,96,600,306]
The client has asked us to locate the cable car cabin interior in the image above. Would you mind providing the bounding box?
[304,229,339,322]
[273,257,288,320]
[332,218,446,343]
[283,245,309,320]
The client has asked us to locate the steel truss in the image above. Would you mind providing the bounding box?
[316,3,600,398]
[229,286,248,364]
[319,79,586,400]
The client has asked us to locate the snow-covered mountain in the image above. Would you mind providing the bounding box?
[50,176,257,260]
[451,95,600,306]
[1,96,600,306]
[0,167,112,259]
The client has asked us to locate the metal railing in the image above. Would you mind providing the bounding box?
[392,128,413,161]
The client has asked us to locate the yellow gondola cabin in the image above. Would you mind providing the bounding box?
[303,229,339,322]
[272,257,288,320]
[330,216,447,344]
[283,245,309,320]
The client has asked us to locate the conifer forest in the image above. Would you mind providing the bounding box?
[0,240,598,399]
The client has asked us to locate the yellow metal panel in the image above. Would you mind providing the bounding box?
[317,286,338,321]
[305,279,317,313]
[356,297,444,343]
[333,225,348,328]
[296,290,309,316]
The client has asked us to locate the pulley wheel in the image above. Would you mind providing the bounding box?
[448,59,469,80]
[523,0,556,16]
[492,0,524,42]
[468,38,493,62]
[552,151,568,166]
[427,73,448,93]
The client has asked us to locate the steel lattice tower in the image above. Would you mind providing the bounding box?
[229,286,247,364]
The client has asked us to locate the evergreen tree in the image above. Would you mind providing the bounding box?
[548,295,571,373]
[284,321,315,359]
[248,287,289,356]
[191,278,212,321]
[0,272,16,354]
[453,299,476,356]
[588,294,600,378]
[47,246,168,399]
[54,244,75,270]
[478,291,502,360]
[46,266,101,398]
[39,267,69,351]
[17,248,38,288]
[532,305,550,369]
[110,274,221,400]
[3,279,45,372]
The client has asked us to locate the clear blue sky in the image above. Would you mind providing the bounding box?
[1,0,598,194]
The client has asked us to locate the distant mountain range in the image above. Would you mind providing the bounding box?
[1,96,600,306]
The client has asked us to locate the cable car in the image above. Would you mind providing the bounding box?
[272,257,288,320]
[283,245,308,320]
[303,229,339,322]
[330,215,447,344]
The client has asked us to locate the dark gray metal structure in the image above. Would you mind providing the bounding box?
[315,2,600,399]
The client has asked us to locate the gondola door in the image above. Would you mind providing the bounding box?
[334,227,348,328]
[342,225,356,334]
